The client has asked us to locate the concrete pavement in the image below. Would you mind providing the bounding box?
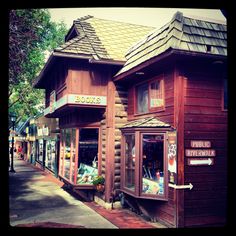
[9,157,117,229]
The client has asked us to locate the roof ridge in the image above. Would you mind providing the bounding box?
[78,20,109,59]
[74,15,94,22]
[85,16,155,29]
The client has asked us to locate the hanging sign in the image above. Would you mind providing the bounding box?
[167,131,177,184]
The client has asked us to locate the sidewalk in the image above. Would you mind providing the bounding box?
[9,157,165,229]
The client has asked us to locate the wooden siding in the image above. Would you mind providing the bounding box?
[114,85,128,190]
[183,72,227,227]
[125,69,176,227]
[68,65,107,96]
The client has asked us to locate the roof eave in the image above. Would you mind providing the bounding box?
[113,48,227,82]
[33,53,55,88]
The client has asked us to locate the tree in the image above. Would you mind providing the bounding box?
[9,9,68,125]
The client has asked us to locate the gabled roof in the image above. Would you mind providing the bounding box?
[33,16,154,88]
[55,15,155,62]
[121,117,171,129]
[115,11,227,78]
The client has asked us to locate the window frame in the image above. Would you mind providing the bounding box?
[134,76,165,115]
[59,127,101,189]
[121,128,169,201]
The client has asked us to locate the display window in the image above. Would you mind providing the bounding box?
[124,134,136,191]
[59,127,99,186]
[121,130,169,200]
[45,140,57,173]
[38,139,44,163]
[77,128,98,185]
[141,134,164,196]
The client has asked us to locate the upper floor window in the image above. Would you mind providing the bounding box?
[136,78,164,114]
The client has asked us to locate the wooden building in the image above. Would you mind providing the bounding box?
[114,12,227,227]
[33,12,227,227]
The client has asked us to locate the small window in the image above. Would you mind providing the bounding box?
[136,78,164,114]
[150,80,164,109]
[137,83,148,114]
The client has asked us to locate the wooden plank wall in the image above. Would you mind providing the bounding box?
[114,85,128,190]
[126,70,176,227]
[183,73,227,227]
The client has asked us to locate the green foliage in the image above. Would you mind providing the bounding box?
[92,176,105,185]
[9,9,68,125]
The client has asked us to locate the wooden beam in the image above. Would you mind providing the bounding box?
[174,66,187,227]
[104,78,116,202]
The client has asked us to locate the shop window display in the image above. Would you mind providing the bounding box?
[77,128,99,185]
[64,129,71,180]
[45,140,56,173]
[142,134,164,195]
[38,139,44,163]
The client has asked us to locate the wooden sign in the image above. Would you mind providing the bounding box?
[185,149,216,157]
[191,140,211,148]
[68,94,107,106]
[187,158,214,166]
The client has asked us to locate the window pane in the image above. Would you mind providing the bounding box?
[150,80,164,108]
[124,134,135,191]
[142,134,164,195]
[71,128,76,183]
[59,130,65,176]
[64,129,71,180]
[77,128,98,184]
[38,139,44,163]
[137,83,148,113]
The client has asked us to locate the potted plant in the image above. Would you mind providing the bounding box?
[92,175,105,192]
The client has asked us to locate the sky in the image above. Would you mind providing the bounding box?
[48,7,226,30]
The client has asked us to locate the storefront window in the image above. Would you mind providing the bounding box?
[124,134,135,191]
[64,129,71,180]
[77,128,98,184]
[121,129,169,200]
[45,140,56,173]
[71,128,76,183]
[38,139,44,163]
[142,134,164,196]
[60,130,65,176]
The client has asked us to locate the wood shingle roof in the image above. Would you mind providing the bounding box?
[121,117,171,129]
[55,15,155,62]
[115,11,227,77]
